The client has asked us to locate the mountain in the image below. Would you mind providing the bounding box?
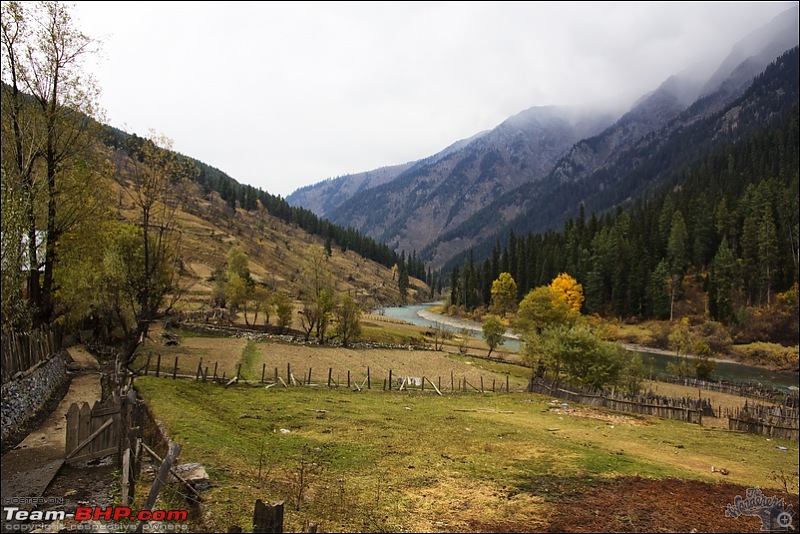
[699,4,800,105]
[286,133,485,218]
[288,5,798,271]
[90,131,433,313]
[313,105,615,259]
[425,7,799,272]
[439,44,798,271]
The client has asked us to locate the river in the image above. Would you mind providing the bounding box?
[373,302,799,391]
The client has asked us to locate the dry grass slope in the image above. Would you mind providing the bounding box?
[109,169,429,319]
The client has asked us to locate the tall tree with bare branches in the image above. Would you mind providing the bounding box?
[110,132,197,367]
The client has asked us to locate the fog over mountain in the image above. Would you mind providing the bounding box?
[286,5,799,270]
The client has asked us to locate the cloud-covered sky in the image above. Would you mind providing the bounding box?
[70,1,796,199]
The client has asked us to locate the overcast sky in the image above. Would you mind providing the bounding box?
[69,1,796,199]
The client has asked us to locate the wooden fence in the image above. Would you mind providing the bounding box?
[527,379,707,424]
[724,402,799,442]
[660,375,798,405]
[133,356,526,394]
[1,326,61,383]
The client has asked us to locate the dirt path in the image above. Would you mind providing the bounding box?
[0,346,103,507]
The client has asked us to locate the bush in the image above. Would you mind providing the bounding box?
[729,342,800,370]
[698,321,732,354]
[694,355,716,380]
[732,305,799,346]
[651,322,672,349]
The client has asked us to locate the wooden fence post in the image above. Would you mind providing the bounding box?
[328,368,332,387]
[253,499,284,533]
[155,354,161,377]
[262,364,266,384]
[135,441,181,534]
[367,367,371,389]
[389,369,392,390]
[121,447,132,506]
[172,357,178,379]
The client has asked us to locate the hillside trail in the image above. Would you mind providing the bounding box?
[0,345,106,514]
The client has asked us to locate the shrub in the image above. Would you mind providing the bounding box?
[698,321,732,354]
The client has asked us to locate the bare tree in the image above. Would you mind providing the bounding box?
[334,293,361,347]
[112,132,197,367]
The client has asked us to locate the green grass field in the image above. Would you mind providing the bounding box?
[134,371,798,533]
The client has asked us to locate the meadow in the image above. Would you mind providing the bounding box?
[131,333,799,533]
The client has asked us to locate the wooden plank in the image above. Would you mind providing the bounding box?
[121,447,132,506]
[424,377,442,396]
[139,443,203,502]
[79,403,92,452]
[66,418,114,460]
[65,403,81,456]
[69,447,117,465]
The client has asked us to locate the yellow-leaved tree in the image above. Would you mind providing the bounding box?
[550,273,584,313]
[490,272,518,317]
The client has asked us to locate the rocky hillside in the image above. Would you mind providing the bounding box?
[322,105,614,258]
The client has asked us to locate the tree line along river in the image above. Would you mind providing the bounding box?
[373,302,799,392]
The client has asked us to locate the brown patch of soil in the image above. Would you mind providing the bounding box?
[550,477,798,533]
[548,404,652,426]
[42,461,117,512]
[468,476,799,533]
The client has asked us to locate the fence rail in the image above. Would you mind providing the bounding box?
[1,326,61,384]
[528,379,706,424]
[727,417,798,442]
[659,375,797,405]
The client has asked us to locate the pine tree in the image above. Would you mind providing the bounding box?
[709,238,737,322]
[666,211,688,321]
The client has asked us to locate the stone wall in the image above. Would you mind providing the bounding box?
[1,352,68,443]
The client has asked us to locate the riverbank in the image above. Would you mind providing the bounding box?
[418,304,796,375]
[383,303,797,388]
[619,343,743,366]
[416,308,520,340]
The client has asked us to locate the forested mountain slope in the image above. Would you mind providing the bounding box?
[430,40,800,273]
[442,49,798,346]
